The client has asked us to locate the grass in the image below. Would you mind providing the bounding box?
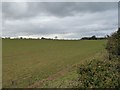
[41,50,119,88]
[40,50,105,88]
[2,39,106,88]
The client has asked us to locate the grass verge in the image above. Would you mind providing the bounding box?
[41,51,120,88]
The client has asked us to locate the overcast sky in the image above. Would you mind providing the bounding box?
[2,2,118,39]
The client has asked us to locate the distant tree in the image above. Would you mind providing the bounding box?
[55,36,57,39]
[41,37,45,39]
[91,35,97,40]
[6,37,10,39]
[20,37,23,39]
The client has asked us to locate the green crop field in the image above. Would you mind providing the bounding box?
[2,39,106,88]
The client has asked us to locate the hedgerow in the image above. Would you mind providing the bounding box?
[106,28,120,59]
[77,28,120,88]
[77,58,120,88]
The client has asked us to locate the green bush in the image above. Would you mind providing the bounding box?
[106,28,120,59]
[77,58,120,88]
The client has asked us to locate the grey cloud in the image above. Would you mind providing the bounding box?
[2,2,118,39]
[2,2,117,19]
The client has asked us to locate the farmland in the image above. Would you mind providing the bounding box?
[2,39,106,88]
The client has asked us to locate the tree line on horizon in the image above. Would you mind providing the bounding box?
[1,35,107,40]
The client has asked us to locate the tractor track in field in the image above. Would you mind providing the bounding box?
[28,52,103,88]
[28,53,101,88]
[28,66,72,88]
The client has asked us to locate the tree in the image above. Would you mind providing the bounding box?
[55,36,58,39]
[41,37,45,39]
[91,35,97,40]
[20,37,23,39]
